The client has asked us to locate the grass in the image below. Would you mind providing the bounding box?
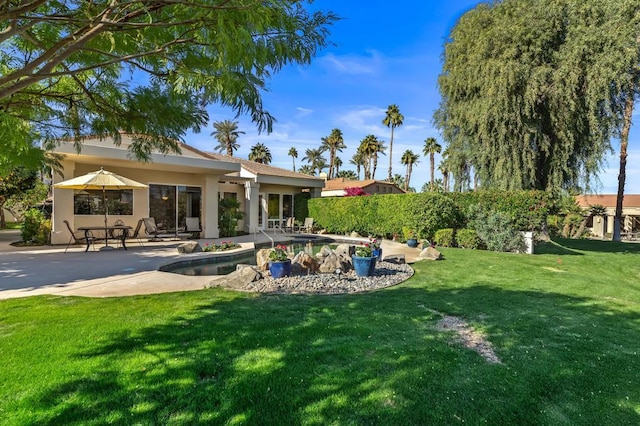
[1,238,640,424]
[0,222,21,230]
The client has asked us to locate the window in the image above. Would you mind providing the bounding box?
[74,189,133,215]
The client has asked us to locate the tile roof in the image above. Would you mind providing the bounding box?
[575,194,640,208]
[323,178,401,191]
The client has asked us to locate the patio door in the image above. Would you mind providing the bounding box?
[149,184,201,232]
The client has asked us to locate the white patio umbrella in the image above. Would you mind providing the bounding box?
[54,167,148,249]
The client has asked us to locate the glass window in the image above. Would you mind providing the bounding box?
[283,194,293,218]
[74,189,133,215]
[268,194,279,219]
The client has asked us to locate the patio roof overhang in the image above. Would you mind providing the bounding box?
[53,143,241,175]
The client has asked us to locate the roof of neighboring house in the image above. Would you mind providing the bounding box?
[575,194,640,208]
[205,152,324,181]
[323,178,404,192]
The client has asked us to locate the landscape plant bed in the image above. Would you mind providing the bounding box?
[1,238,639,424]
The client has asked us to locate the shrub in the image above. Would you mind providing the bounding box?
[407,193,462,240]
[434,228,456,247]
[456,228,483,249]
[21,208,50,245]
[468,205,525,252]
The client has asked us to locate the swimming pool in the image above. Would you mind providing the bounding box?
[161,238,350,276]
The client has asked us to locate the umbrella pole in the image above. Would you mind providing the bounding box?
[101,187,112,250]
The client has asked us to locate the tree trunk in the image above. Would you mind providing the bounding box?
[0,203,5,229]
[430,153,435,187]
[388,127,394,181]
[613,86,635,242]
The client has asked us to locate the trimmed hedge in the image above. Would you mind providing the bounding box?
[455,229,483,249]
[434,228,456,247]
[307,190,550,239]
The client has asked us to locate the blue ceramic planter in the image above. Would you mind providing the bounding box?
[352,255,376,277]
[407,239,418,248]
[269,259,291,278]
[372,248,382,262]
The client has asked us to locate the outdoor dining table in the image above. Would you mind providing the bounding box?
[78,225,133,251]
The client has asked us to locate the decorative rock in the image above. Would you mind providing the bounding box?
[318,252,343,274]
[255,248,272,271]
[418,246,443,260]
[350,231,362,238]
[208,266,261,290]
[334,243,354,258]
[316,245,333,259]
[177,241,202,254]
[292,252,319,274]
[383,254,406,264]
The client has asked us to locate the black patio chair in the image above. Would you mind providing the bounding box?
[63,219,96,253]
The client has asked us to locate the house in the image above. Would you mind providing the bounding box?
[575,194,640,238]
[49,135,324,245]
[321,178,405,197]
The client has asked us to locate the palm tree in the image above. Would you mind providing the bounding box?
[336,170,357,180]
[211,120,244,156]
[382,104,404,181]
[438,158,450,192]
[350,151,365,180]
[302,148,326,175]
[423,137,442,189]
[359,135,386,180]
[334,157,342,175]
[320,128,346,179]
[248,142,272,164]
[392,173,405,189]
[288,147,298,172]
[400,149,419,191]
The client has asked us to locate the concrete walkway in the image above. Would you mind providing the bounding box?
[0,229,422,300]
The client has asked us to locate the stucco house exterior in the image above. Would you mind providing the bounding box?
[321,178,405,197]
[50,135,324,245]
[575,194,640,238]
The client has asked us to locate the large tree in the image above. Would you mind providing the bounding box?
[357,135,385,180]
[211,120,244,156]
[302,148,326,175]
[435,0,612,192]
[248,142,272,164]
[423,137,442,190]
[400,149,419,192]
[382,104,404,181]
[0,168,38,228]
[320,128,346,179]
[0,1,337,170]
[288,147,298,172]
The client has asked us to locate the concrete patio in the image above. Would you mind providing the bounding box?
[0,229,422,300]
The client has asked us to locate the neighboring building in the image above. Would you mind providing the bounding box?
[575,194,640,238]
[321,178,405,197]
[49,135,324,245]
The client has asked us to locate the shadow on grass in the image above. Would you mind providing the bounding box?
[537,237,640,255]
[25,284,640,425]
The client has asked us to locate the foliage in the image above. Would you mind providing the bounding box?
[218,197,243,237]
[293,192,310,222]
[434,228,456,247]
[1,1,338,167]
[400,150,419,191]
[211,120,244,156]
[320,129,346,179]
[407,193,462,240]
[0,168,39,228]
[4,180,49,224]
[202,241,240,253]
[269,244,289,262]
[354,244,373,258]
[435,0,637,192]
[248,142,272,164]
[20,208,50,245]
[382,104,404,181]
[455,229,483,249]
[468,205,525,252]
[336,170,358,180]
[357,135,386,180]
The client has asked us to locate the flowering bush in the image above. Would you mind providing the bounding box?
[368,238,381,250]
[269,244,289,262]
[202,240,240,252]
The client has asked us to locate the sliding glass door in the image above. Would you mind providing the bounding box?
[149,184,201,233]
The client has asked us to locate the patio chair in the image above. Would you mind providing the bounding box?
[284,216,296,233]
[143,217,162,241]
[63,219,96,253]
[185,217,201,239]
[300,217,314,233]
[127,218,145,247]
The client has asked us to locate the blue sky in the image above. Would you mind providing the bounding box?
[186,0,639,194]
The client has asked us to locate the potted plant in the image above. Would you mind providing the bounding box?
[352,244,376,276]
[406,231,418,248]
[268,244,291,278]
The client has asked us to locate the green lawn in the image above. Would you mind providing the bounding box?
[1,238,639,425]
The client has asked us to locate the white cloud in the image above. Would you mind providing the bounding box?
[319,50,384,75]
[295,107,314,119]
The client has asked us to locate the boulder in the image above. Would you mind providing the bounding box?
[208,266,261,290]
[316,245,333,260]
[318,252,352,274]
[255,248,272,271]
[292,252,319,275]
[334,243,354,258]
[177,241,202,254]
[418,246,443,260]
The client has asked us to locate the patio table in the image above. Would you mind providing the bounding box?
[78,225,132,251]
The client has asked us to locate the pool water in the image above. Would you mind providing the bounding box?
[163,240,342,276]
